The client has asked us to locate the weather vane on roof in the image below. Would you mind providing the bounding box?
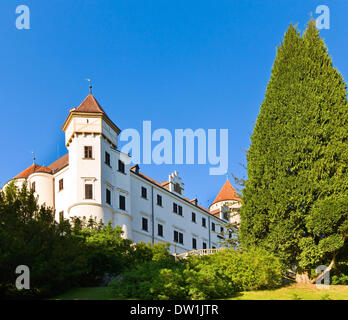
[32,151,36,165]
[86,78,92,94]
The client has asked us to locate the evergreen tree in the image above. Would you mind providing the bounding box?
[240,21,348,282]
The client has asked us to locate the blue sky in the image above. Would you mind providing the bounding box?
[0,0,347,208]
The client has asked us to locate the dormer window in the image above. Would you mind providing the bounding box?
[174,183,182,194]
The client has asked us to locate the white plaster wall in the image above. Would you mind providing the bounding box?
[130,172,225,253]
[28,173,54,208]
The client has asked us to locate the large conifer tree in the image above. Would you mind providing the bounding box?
[240,21,348,282]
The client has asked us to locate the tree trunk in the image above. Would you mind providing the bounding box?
[310,253,337,284]
[295,271,311,283]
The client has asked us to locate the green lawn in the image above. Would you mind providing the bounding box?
[53,286,117,300]
[52,284,348,300]
[229,284,348,300]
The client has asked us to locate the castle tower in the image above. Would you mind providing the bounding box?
[62,93,133,239]
[209,179,241,225]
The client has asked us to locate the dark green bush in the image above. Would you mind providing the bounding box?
[110,246,283,300]
[0,183,133,298]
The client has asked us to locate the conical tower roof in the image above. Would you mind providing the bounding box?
[211,180,240,205]
[75,94,106,114]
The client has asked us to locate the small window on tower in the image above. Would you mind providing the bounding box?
[59,179,64,191]
[85,184,93,199]
[31,181,36,192]
[84,146,93,159]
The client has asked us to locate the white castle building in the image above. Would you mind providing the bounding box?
[3,93,241,253]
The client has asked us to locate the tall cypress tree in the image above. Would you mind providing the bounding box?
[240,21,348,282]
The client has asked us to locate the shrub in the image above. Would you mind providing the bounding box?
[110,246,282,300]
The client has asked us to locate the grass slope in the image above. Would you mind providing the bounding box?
[229,284,348,300]
[52,284,348,300]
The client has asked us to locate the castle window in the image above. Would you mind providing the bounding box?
[192,212,196,223]
[118,160,125,173]
[31,181,36,192]
[220,226,224,233]
[203,242,207,249]
[85,184,93,199]
[178,205,183,216]
[192,238,197,250]
[157,194,162,206]
[202,217,206,228]
[105,151,111,166]
[174,230,183,244]
[106,188,111,205]
[173,203,178,213]
[119,195,126,210]
[59,179,64,191]
[223,212,229,220]
[158,224,163,237]
[212,222,216,232]
[141,186,147,199]
[84,146,93,159]
[142,217,148,232]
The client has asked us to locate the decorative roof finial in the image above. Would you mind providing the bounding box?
[32,151,36,165]
[226,174,229,181]
[86,78,92,94]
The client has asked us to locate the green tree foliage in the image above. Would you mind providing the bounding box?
[0,182,86,298]
[0,182,134,298]
[240,21,348,280]
[109,247,283,300]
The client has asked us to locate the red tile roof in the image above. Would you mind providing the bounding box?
[63,94,121,135]
[48,153,69,173]
[211,180,241,205]
[15,164,52,178]
[75,94,106,114]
